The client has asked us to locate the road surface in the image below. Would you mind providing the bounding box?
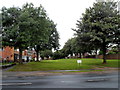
[1,70,119,89]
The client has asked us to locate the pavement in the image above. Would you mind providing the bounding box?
[1,69,119,89]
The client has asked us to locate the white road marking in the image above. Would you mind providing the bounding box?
[0,82,32,86]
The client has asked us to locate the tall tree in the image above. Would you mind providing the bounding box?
[1,3,57,63]
[45,20,60,51]
[62,37,93,58]
[2,6,30,64]
[23,3,60,61]
[23,3,50,61]
[62,38,73,56]
[74,1,119,63]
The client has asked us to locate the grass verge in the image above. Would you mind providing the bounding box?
[8,58,119,71]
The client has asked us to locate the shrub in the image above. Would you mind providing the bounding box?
[40,50,53,59]
[52,51,65,60]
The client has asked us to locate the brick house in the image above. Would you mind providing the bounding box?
[0,46,14,62]
[0,46,37,62]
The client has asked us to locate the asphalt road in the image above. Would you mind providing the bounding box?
[1,70,119,89]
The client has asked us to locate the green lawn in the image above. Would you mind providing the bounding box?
[9,58,119,71]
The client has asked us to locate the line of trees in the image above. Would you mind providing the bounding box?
[62,1,120,64]
[1,1,120,64]
[1,3,60,64]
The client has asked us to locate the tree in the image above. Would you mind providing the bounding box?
[46,20,60,51]
[1,3,59,63]
[62,37,93,58]
[62,38,73,56]
[52,50,64,60]
[23,3,51,61]
[40,50,53,59]
[74,1,119,63]
[22,3,60,61]
[2,6,30,64]
[39,20,60,51]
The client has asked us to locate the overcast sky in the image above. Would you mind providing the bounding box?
[1,0,96,49]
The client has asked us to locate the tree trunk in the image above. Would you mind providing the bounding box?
[80,53,82,58]
[82,53,84,58]
[102,43,107,64]
[34,45,40,62]
[36,45,40,62]
[19,47,23,64]
[36,50,39,61]
[95,49,98,59]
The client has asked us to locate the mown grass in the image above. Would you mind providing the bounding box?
[9,58,119,71]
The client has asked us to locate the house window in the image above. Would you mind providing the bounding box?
[0,47,4,51]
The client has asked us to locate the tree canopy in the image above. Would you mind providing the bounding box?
[2,3,60,63]
[73,1,120,63]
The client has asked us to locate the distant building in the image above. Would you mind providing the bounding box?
[0,46,14,62]
[0,46,37,62]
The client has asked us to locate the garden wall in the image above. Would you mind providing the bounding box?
[97,54,120,59]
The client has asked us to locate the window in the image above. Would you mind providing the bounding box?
[0,47,4,51]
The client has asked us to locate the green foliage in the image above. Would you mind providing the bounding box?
[52,51,64,60]
[62,38,78,56]
[40,50,53,59]
[99,51,103,55]
[73,1,120,63]
[62,38,73,55]
[62,37,93,57]
[41,20,60,51]
[1,3,60,62]
[2,6,32,63]
[2,7,27,48]
[108,51,116,54]
[48,21,60,50]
